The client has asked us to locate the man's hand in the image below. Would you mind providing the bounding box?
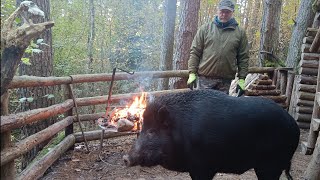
[187,73,197,89]
[236,79,245,97]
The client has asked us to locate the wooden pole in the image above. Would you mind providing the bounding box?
[285,71,295,110]
[1,116,73,166]
[7,67,276,89]
[279,70,287,95]
[74,130,136,142]
[0,92,15,180]
[1,89,189,132]
[64,85,73,147]
[67,83,89,152]
[1,99,74,133]
[17,134,75,180]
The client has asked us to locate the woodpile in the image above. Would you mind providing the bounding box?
[245,73,288,108]
[288,28,320,128]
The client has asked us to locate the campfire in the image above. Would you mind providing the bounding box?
[97,92,147,132]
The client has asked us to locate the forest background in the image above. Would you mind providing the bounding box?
[0,0,316,171]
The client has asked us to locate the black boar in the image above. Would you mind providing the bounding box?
[123,89,300,180]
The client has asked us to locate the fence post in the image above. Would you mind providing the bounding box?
[1,92,15,180]
[64,84,74,150]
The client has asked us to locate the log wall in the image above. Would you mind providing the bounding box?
[289,28,320,127]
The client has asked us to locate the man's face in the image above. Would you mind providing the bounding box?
[218,9,233,23]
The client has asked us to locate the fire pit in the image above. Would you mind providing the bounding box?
[97,92,147,132]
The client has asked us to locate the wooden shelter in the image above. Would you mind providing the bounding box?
[289,28,320,128]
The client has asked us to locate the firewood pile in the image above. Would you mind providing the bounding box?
[245,74,287,108]
[288,28,319,128]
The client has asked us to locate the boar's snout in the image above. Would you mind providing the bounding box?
[123,154,131,167]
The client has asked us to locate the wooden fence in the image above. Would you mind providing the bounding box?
[0,67,291,180]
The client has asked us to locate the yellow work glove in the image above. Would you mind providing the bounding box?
[236,79,245,97]
[187,73,197,90]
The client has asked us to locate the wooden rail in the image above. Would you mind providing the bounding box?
[0,67,289,179]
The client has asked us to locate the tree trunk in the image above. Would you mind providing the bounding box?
[285,0,315,68]
[171,0,200,89]
[87,0,96,114]
[259,0,283,67]
[158,0,177,90]
[247,0,262,66]
[17,0,55,170]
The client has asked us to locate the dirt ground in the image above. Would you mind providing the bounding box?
[41,129,312,180]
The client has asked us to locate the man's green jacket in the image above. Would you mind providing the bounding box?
[188,19,249,79]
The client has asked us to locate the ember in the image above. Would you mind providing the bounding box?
[97,92,147,132]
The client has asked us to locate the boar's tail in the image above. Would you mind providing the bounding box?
[284,161,293,180]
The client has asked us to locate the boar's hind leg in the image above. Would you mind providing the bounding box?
[189,169,216,180]
[254,168,283,180]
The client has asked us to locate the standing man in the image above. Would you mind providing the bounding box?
[187,0,249,94]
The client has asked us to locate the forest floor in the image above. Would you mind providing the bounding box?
[41,129,312,180]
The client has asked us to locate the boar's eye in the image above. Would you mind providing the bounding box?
[146,129,156,137]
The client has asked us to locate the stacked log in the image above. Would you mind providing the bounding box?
[245,74,287,108]
[288,28,319,128]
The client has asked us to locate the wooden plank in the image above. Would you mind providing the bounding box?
[301,53,320,60]
[294,113,312,122]
[297,75,318,85]
[263,95,287,103]
[298,59,319,68]
[297,91,316,101]
[245,89,281,96]
[17,135,75,180]
[298,67,319,76]
[297,99,315,107]
[317,92,320,106]
[256,79,273,85]
[250,84,276,90]
[296,106,314,114]
[297,84,317,93]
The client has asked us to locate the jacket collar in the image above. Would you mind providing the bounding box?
[213,16,238,30]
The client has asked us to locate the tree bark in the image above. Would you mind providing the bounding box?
[158,0,177,90]
[259,0,282,66]
[16,0,55,170]
[285,0,315,68]
[171,0,200,89]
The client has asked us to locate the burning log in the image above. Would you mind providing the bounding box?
[117,119,134,132]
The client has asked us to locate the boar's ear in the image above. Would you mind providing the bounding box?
[158,106,170,128]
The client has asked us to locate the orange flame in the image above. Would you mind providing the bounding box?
[110,92,147,130]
